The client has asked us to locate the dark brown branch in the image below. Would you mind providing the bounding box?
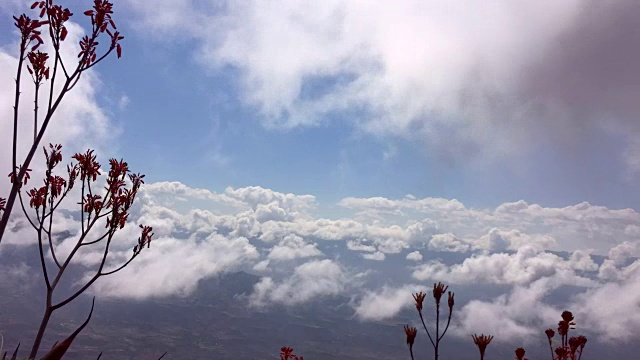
[100,252,137,276]
[37,223,52,291]
[419,311,436,348]
[17,189,38,230]
[438,309,453,342]
[52,233,114,310]
[80,230,112,246]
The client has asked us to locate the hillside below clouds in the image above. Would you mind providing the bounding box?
[0,244,638,359]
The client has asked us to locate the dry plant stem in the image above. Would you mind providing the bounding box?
[435,305,439,360]
[10,41,26,226]
[418,311,436,349]
[409,348,414,360]
[33,81,39,142]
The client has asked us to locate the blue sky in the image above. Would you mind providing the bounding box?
[2,0,640,349]
[104,11,638,211]
[2,0,636,211]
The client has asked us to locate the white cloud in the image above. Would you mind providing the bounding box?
[456,279,560,342]
[428,233,469,253]
[406,251,423,261]
[6,178,640,345]
[248,259,347,306]
[477,228,556,253]
[608,240,640,266]
[267,234,322,261]
[568,250,598,272]
[346,239,376,252]
[92,233,259,299]
[362,251,385,261]
[412,246,596,287]
[572,260,640,342]
[124,0,640,171]
[353,284,420,321]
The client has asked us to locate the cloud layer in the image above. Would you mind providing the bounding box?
[4,180,640,343]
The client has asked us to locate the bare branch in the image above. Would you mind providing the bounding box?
[17,189,38,231]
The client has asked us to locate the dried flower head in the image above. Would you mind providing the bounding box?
[448,290,455,310]
[569,335,588,355]
[472,333,493,358]
[404,325,417,349]
[413,291,426,312]
[433,282,448,306]
[561,311,574,323]
[515,347,526,360]
[545,328,555,340]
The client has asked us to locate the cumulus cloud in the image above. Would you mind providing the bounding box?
[456,279,560,341]
[412,246,596,287]
[249,259,347,306]
[406,251,423,261]
[267,234,322,261]
[477,228,557,253]
[362,251,385,261]
[608,240,640,266]
[346,239,377,253]
[428,233,469,253]
[572,260,640,342]
[353,284,420,321]
[92,233,259,299]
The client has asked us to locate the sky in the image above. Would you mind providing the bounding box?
[1,0,640,351]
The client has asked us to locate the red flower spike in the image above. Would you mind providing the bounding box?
[14,14,45,51]
[135,225,154,254]
[49,176,66,198]
[280,346,303,360]
[8,165,32,185]
[28,51,50,84]
[28,186,47,209]
[72,150,101,181]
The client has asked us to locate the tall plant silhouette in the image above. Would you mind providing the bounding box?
[0,0,124,246]
[22,146,153,358]
[1,2,155,359]
[517,310,587,360]
[404,282,455,360]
